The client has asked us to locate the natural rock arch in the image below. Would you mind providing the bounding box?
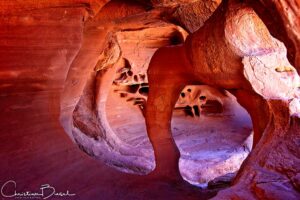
[144,1,300,196]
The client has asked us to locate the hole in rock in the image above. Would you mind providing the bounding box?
[138,86,149,96]
[169,31,185,45]
[120,93,128,98]
[183,105,194,117]
[193,105,200,116]
[127,70,133,76]
[107,82,253,187]
[199,95,206,101]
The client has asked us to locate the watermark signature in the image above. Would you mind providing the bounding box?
[1,180,76,199]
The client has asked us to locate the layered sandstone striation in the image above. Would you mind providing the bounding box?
[1,0,300,199]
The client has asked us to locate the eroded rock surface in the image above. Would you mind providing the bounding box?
[145,0,300,198]
[213,101,300,200]
[1,0,300,199]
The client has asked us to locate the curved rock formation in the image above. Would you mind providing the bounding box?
[213,100,300,199]
[145,0,300,196]
[246,0,300,73]
[1,0,300,199]
[60,0,188,174]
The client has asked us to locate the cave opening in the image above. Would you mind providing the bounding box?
[2,0,300,199]
[106,81,253,187]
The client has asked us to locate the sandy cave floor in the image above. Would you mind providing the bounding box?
[0,92,221,200]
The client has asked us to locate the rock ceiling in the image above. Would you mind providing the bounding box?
[0,0,300,199]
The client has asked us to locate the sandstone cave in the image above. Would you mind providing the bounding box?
[0,0,300,199]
